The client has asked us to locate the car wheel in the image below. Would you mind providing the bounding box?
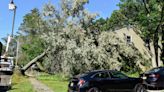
[88,87,101,92]
[134,84,147,92]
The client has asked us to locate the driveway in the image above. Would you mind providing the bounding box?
[29,78,54,92]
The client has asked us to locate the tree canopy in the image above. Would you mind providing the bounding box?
[118,0,164,66]
[13,0,153,76]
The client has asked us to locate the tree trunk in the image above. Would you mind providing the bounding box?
[36,62,45,71]
[21,47,49,75]
[153,32,159,67]
[160,6,164,65]
[153,23,161,67]
[161,25,164,64]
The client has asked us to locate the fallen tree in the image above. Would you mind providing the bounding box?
[21,47,49,75]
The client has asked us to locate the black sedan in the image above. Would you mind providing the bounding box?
[140,67,164,89]
[68,70,146,92]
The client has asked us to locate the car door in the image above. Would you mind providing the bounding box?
[109,71,132,91]
[91,72,111,91]
[159,69,164,86]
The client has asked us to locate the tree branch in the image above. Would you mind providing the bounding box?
[160,5,164,24]
[143,0,150,14]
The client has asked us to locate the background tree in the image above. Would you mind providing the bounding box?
[106,10,127,30]
[118,0,164,66]
[91,18,106,31]
[18,8,46,66]
[91,9,128,32]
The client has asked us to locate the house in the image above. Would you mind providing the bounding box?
[115,27,162,68]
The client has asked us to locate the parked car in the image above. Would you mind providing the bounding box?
[68,70,145,92]
[140,67,164,89]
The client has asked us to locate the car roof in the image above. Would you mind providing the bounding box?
[87,69,116,73]
[74,70,119,78]
[151,67,164,70]
[145,67,164,74]
[82,70,117,76]
[157,67,164,69]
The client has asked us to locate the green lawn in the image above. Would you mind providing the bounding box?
[37,73,68,92]
[9,72,35,92]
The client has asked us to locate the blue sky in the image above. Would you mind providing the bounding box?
[0,0,120,40]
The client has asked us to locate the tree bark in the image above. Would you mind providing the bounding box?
[21,47,49,75]
[153,4,164,67]
[160,5,164,65]
[36,62,45,71]
[153,32,159,67]
[161,25,164,64]
[143,0,150,14]
[153,21,162,67]
[158,5,164,65]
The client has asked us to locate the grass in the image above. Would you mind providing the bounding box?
[37,73,68,92]
[9,72,35,92]
[126,72,140,77]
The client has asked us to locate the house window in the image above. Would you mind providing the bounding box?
[126,35,132,44]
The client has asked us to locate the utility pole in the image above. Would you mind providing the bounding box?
[8,0,19,67]
[9,0,17,37]
[5,0,17,56]
[0,42,2,59]
[15,38,19,67]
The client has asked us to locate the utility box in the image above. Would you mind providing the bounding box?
[0,56,14,89]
